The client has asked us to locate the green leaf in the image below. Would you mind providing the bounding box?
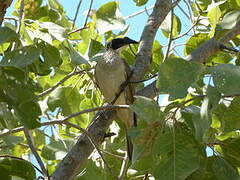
[220,137,240,167]
[130,96,164,123]
[87,39,104,58]
[2,136,24,148]
[133,0,148,6]
[47,86,81,116]
[0,45,41,68]
[132,121,161,170]
[16,101,41,129]
[206,85,221,108]
[153,133,200,180]
[48,0,64,14]
[209,51,232,64]
[41,140,68,160]
[79,160,106,180]
[96,1,125,34]
[161,14,182,38]
[121,43,138,65]
[207,3,222,28]
[220,10,240,30]
[210,64,240,95]
[150,40,164,74]
[0,157,36,180]
[0,102,18,129]
[38,41,62,66]
[38,22,66,41]
[207,156,240,180]
[0,27,19,44]
[184,34,210,56]
[213,97,240,132]
[66,41,89,65]
[157,58,203,100]
[182,105,210,141]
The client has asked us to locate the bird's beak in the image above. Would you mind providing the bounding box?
[123,38,138,46]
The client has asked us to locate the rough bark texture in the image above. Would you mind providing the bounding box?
[132,0,172,81]
[51,110,116,180]
[0,0,13,26]
[186,20,240,63]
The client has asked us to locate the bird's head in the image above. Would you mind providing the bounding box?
[106,37,138,51]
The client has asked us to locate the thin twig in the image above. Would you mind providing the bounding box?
[23,128,49,179]
[102,150,125,160]
[163,9,174,62]
[129,73,158,84]
[118,153,129,180]
[68,0,93,35]
[71,0,83,29]
[183,0,193,23]
[37,69,86,98]
[124,5,154,20]
[0,104,129,138]
[83,0,93,28]
[64,121,118,179]
[16,0,24,34]
[176,3,190,20]
[173,16,200,40]
[144,6,150,16]
[68,26,89,35]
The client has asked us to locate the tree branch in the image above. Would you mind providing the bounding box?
[0,0,13,26]
[23,128,49,179]
[132,0,172,81]
[37,69,86,98]
[186,20,240,63]
[0,105,128,138]
[71,0,83,29]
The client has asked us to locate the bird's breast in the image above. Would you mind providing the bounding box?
[95,54,127,103]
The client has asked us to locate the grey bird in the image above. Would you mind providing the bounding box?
[95,37,138,160]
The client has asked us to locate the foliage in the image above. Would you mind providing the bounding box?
[0,0,240,179]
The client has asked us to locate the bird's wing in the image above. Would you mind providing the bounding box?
[123,59,135,104]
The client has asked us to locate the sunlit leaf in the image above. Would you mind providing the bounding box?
[157,58,203,100]
[220,10,240,29]
[38,22,66,41]
[133,0,148,6]
[0,45,41,68]
[96,1,125,34]
[161,14,181,38]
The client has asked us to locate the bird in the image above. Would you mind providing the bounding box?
[95,37,138,160]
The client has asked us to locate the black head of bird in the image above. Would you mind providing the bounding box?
[107,37,138,50]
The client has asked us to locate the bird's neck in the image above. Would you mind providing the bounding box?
[104,48,121,63]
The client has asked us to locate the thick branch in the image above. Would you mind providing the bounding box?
[132,0,172,81]
[186,20,240,63]
[136,80,159,98]
[0,0,13,26]
[51,110,116,180]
